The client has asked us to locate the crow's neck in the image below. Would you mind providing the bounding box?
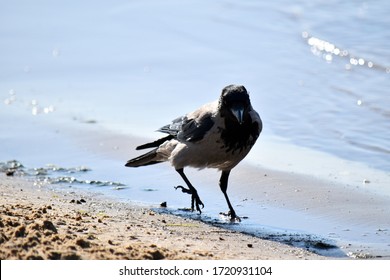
[219,115,256,153]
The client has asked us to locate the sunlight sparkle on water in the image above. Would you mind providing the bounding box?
[303,32,389,73]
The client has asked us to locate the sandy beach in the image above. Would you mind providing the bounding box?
[1,117,389,260]
[0,175,329,260]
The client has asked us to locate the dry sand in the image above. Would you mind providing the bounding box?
[0,175,327,260]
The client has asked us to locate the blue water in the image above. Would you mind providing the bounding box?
[1,0,390,257]
[1,0,389,171]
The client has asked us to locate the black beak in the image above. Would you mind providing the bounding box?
[231,104,245,125]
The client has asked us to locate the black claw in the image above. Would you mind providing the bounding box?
[174,185,192,194]
[228,210,241,222]
[195,202,202,213]
[220,211,241,222]
[175,185,204,214]
[194,194,204,213]
[191,194,204,214]
[231,215,241,222]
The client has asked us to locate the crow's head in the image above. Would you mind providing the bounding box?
[219,85,251,125]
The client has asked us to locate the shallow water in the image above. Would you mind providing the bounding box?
[1,0,390,258]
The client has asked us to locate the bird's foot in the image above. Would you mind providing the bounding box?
[191,193,204,214]
[174,185,204,214]
[219,211,241,223]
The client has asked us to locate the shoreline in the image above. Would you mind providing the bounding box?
[1,117,390,259]
[0,175,328,260]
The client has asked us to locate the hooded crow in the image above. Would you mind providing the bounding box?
[125,84,262,221]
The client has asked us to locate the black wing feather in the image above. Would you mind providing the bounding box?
[158,114,214,143]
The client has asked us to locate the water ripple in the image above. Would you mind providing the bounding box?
[0,160,126,189]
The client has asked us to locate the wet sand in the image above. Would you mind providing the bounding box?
[0,175,327,260]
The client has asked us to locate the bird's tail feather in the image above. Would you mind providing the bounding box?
[125,148,161,167]
[126,135,174,167]
[136,135,174,150]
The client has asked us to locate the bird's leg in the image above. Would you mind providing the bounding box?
[219,170,240,222]
[175,168,204,214]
